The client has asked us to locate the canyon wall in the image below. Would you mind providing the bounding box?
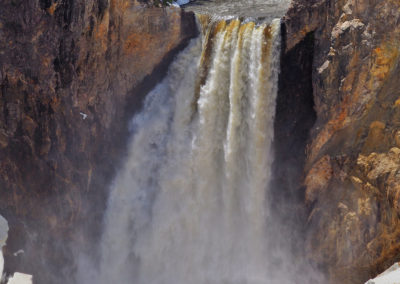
[284,0,400,283]
[1,0,400,283]
[0,0,196,282]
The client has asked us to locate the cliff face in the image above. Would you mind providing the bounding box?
[285,0,400,282]
[0,0,196,282]
[2,0,400,283]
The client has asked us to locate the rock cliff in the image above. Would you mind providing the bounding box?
[1,0,400,283]
[0,0,196,282]
[284,0,400,283]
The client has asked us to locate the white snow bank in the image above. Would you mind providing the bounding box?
[366,263,400,284]
[7,273,32,284]
[0,215,32,284]
[172,0,190,6]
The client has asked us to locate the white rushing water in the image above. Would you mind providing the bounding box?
[183,0,291,22]
[80,16,289,284]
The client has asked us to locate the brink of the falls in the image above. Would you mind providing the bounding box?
[77,15,319,284]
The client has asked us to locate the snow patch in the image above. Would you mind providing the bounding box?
[13,250,24,257]
[172,0,190,6]
[7,273,32,284]
[79,112,88,120]
[366,263,400,284]
[0,215,32,284]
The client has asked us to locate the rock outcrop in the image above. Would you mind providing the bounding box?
[0,0,196,282]
[284,0,400,283]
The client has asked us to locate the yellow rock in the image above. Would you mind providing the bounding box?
[304,155,333,204]
[358,197,372,216]
[370,121,385,129]
[395,130,400,147]
[350,176,363,191]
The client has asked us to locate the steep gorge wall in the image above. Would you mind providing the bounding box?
[1,0,400,283]
[284,0,400,283]
[0,0,196,282]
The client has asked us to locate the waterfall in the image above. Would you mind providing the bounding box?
[87,16,283,284]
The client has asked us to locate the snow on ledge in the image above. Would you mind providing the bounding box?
[366,263,400,284]
[0,214,32,284]
[172,0,191,7]
[7,273,32,284]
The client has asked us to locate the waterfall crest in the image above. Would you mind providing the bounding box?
[91,16,281,284]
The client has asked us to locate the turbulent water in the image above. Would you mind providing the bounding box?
[77,14,305,284]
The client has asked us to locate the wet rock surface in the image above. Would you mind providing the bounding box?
[0,0,196,282]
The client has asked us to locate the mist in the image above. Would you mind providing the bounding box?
[75,12,325,284]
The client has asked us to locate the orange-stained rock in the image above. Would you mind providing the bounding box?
[304,155,333,204]
[285,0,400,282]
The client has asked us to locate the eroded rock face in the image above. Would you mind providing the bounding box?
[0,0,196,282]
[2,0,399,282]
[285,0,400,283]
